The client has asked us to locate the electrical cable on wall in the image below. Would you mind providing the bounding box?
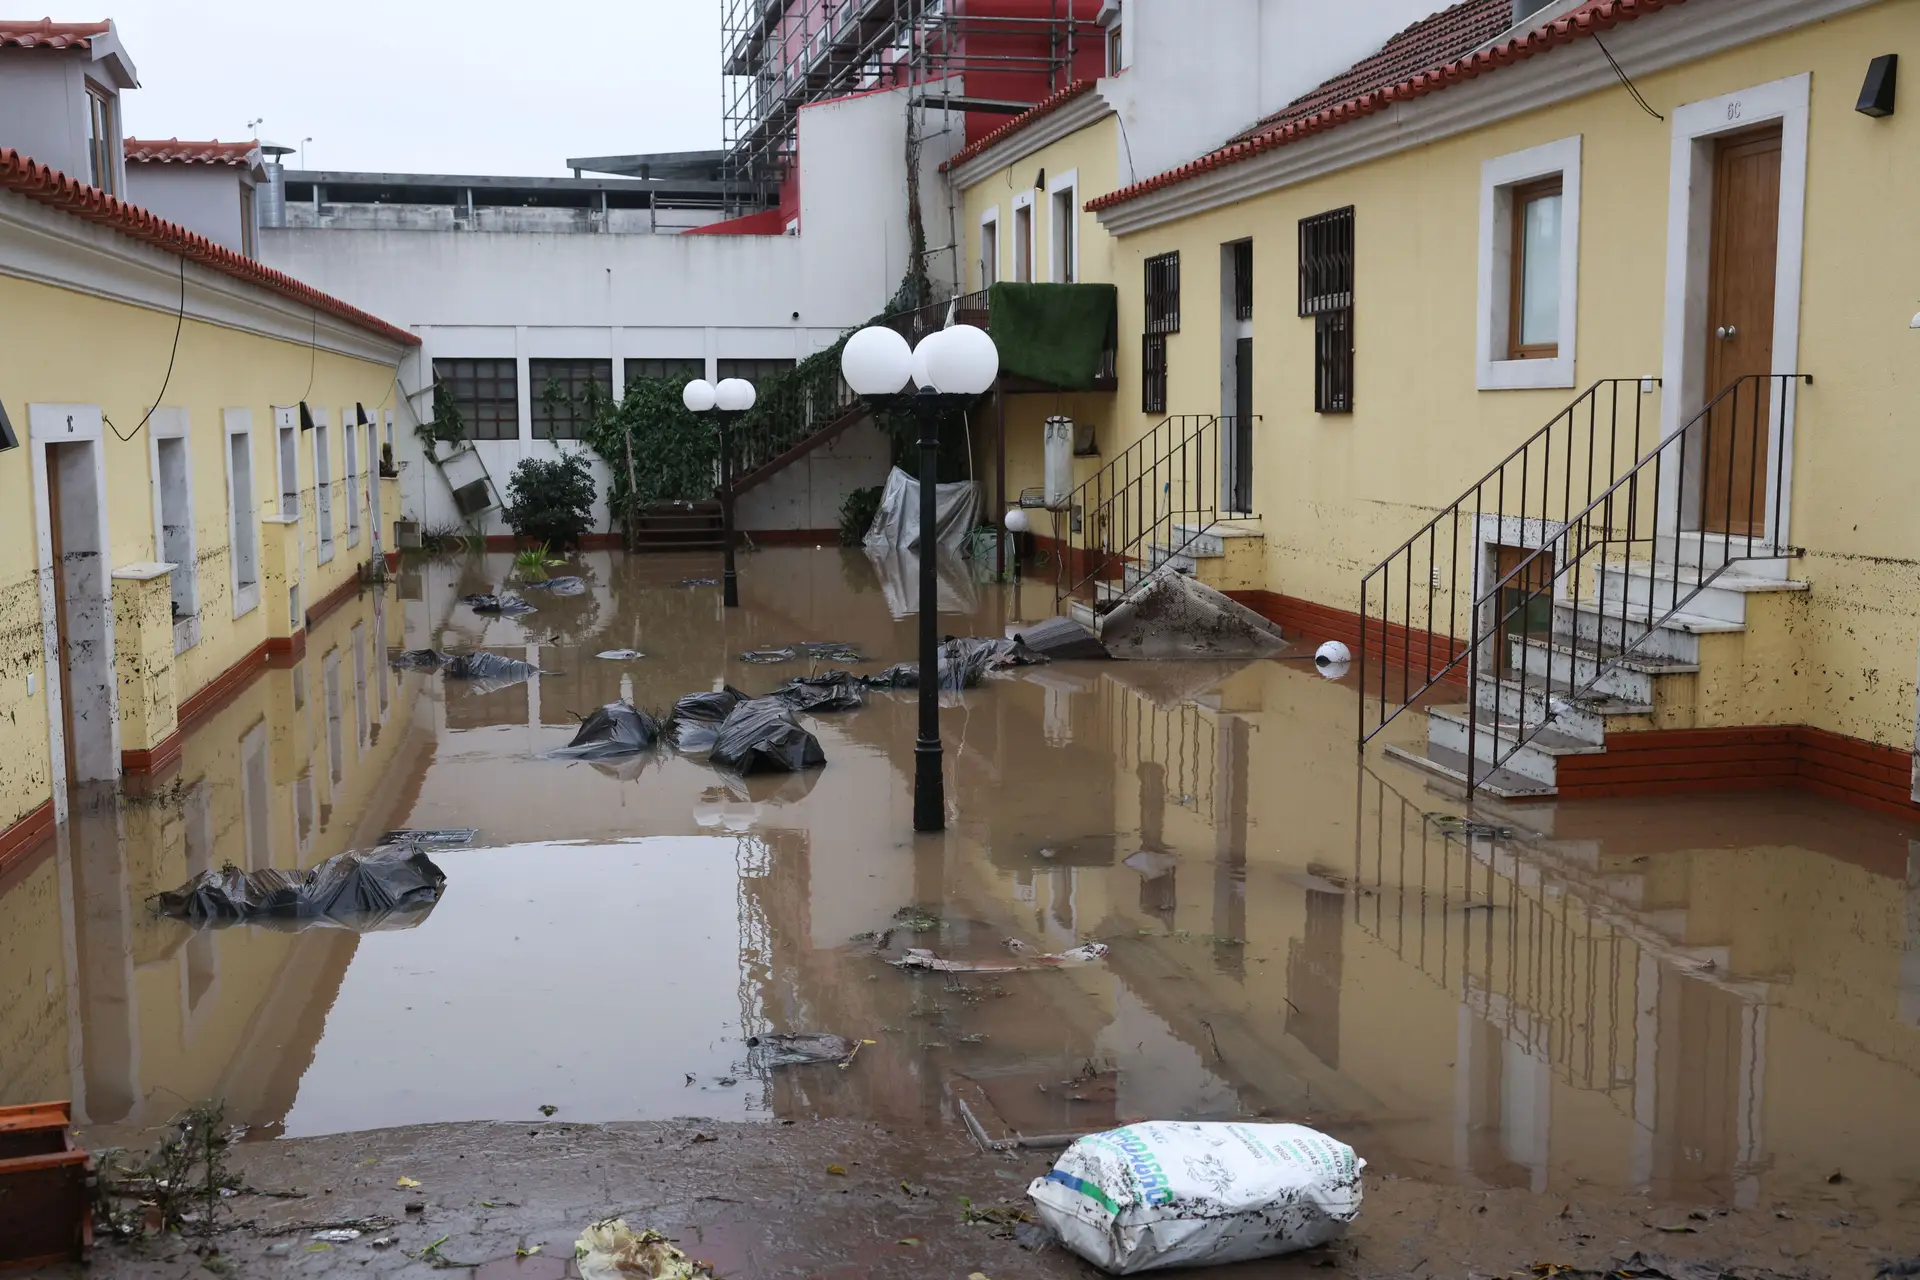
[105,255,187,443]
[1593,33,1664,120]
[297,308,319,402]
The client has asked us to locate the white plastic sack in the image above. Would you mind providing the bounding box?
[1027,1121,1364,1274]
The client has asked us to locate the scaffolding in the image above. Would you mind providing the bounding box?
[720,0,1098,204]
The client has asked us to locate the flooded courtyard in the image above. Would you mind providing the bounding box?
[7,546,1920,1236]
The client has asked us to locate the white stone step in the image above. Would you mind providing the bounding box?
[1381,741,1557,800]
[1469,674,1632,743]
[1510,632,1698,704]
[1554,601,1739,664]
[1427,705,1605,786]
[1592,561,1807,626]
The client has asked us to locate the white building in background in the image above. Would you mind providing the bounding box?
[259,86,965,540]
[124,137,262,256]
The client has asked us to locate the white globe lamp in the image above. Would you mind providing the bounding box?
[840,325,912,396]
[1004,507,1030,533]
[926,323,999,396]
[715,378,756,412]
[682,379,717,413]
[909,329,945,390]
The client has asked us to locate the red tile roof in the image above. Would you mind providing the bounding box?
[1088,0,1684,214]
[0,17,108,49]
[125,137,258,166]
[942,79,1099,172]
[0,147,419,347]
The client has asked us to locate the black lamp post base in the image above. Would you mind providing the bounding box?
[913,737,945,832]
[722,567,740,609]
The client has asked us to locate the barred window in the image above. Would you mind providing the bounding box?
[1144,252,1180,334]
[432,358,518,441]
[1298,207,1355,414]
[717,357,797,385]
[626,357,706,386]
[531,358,612,440]
[1232,239,1253,321]
[1142,333,1168,415]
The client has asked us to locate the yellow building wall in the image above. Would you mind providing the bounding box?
[1084,3,1920,748]
[960,117,1128,522]
[0,267,403,839]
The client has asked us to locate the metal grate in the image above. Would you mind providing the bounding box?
[1313,310,1354,415]
[1297,206,1354,316]
[530,358,612,440]
[1232,240,1253,321]
[433,358,519,441]
[1145,252,1181,334]
[1142,333,1168,414]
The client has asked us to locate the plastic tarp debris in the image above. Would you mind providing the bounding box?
[677,577,719,587]
[378,828,477,847]
[739,647,798,665]
[1027,1121,1365,1274]
[1099,573,1286,660]
[863,637,1047,692]
[770,670,866,713]
[709,697,826,774]
[390,650,547,693]
[522,576,586,595]
[863,466,980,555]
[1014,615,1110,661]
[739,642,868,666]
[668,688,746,754]
[575,1219,718,1280]
[460,593,536,615]
[596,649,645,660]
[548,702,663,760]
[866,545,980,619]
[747,1033,854,1067]
[890,940,1108,973]
[152,847,447,932]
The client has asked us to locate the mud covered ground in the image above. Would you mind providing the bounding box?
[64,1119,1919,1279]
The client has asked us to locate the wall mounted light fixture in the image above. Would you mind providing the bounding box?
[0,398,16,452]
[356,402,369,426]
[1858,53,1898,117]
[299,401,315,431]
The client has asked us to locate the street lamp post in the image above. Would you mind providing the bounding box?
[684,377,756,608]
[841,323,999,833]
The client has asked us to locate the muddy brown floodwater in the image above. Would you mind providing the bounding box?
[6,546,1920,1277]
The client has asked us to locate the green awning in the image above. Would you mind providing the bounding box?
[988,282,1118,391]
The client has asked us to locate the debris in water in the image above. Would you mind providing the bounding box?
[1098,573,1286,660]
[1012,615,1109,661]
[826,1165,847,1177]
[890,941,1108,973]
[573,1218,723,1280]
[546,702,663,760]
[390,650,549,693]
[1028,1122,1363,1272]
[150,847,446,932]
[521,576,586,595]
[461,593,537,616]
[709,698,825,774]
[863,636,1047,691]
[738,648,798,665]
[747,1033,855,1067]
[1426,814,1513,839]
[768,670,865,713]
[379,829,477,847]
[538,1105,557,1117]
[677,577,719,587]
[1531,1255,1809,1280]
[892,906,941,933]
[595,649,645,660]
[798,641,868,663]
[396,1176,422,1189]
[313,1229,362,1243]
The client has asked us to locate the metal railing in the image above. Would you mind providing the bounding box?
[1055,414,1248,604]
[884,288,990,348]
[1359,373,1808,792]
[728,341,863,493]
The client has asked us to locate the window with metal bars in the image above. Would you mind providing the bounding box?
[433,358,519,441]
[625,357,706,386]
[1298,207,1355,413]
[1232,240,1253,321]
[1142,333,1168,414]
[530,358,612,440]
[1144,252,1180,334]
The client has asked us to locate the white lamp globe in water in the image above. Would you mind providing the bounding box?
[682,379,717,413]
[715,378,756,412]
[926,323,999,396]
[909,329,945,390]
[840,325,913,396]
[1004,508,1030,533]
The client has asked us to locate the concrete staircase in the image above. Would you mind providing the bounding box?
[1385,548,1807,799]
[1075,519,1264,627]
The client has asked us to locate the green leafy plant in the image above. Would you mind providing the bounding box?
[417,523,474,555]
[838,485,883,545]
[502,453,596,550]
[577,376,717,547]
[513,543,551,577]
[415,378,469,455]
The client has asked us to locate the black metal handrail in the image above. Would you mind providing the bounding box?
[1054,413,1243,604]
[1359,373,1809,794]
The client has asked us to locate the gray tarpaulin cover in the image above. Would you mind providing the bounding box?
[863,466,980,555]
[152,846,447,932]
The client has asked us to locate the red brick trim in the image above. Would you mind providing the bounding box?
[0,799,56,881]
[1560,726,1920,819]
[121,729,183,776]
[264,631,307,666]
[178,638,274,732]
[1228,589,1469,687]
[304,574,362,628]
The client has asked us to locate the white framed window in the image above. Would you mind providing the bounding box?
[84,82,118,195]
[223,409,260,618]
[979,207,1000,289]
[1476,135,1582,391]
[1107,22,1123,75]
[313,409,335,563]
[1048,169,1080,284]
[148,408,200,649]
[1012,191,1035,283]
[273,405,299,516]
[344,415,361,548]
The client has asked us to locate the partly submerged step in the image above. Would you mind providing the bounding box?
[1381,741,1558,799]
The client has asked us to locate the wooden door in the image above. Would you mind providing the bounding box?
[45,444,78,790]
[1495,544,1554,672]
[1700,126,1781,536]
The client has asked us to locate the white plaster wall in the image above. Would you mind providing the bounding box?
[124,164,248,253]
[737,419,893,534]
[283,203,729,234]
[1253,0,1455,121]
[0,53,88,178]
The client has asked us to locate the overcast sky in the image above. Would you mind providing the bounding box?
[107,1,722,176]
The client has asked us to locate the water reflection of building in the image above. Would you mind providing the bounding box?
[0,586,431,1136]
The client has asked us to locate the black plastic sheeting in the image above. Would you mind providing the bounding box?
[461,593,537,615]
[547,701,663,760]
[862,636,1047,691]
[770,670,865,713]
[747,1033,853,1067]
[151,847,447,932]
[390,650,547,692]
[521,576,586,596]
[739,648,798,665]
[673,687,747,724]
[710,697,826,774]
